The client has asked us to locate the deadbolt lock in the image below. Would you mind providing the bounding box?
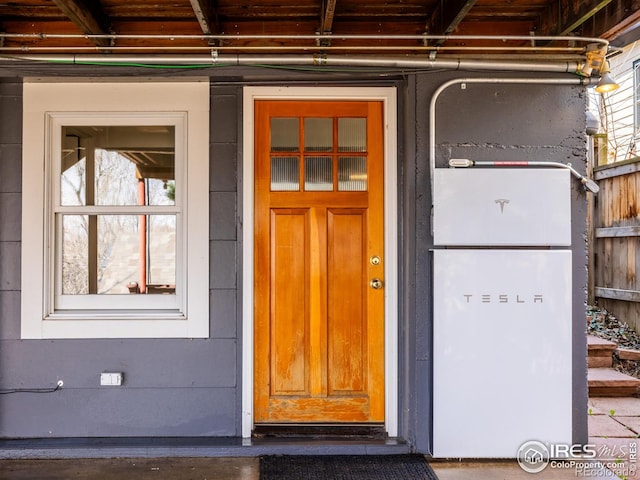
[370,255,381,266]
[370,278,383,290]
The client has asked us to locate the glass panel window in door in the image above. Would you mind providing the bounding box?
[271,156,300,191]
[338,156,367,191]
[271,118,299,152]
[304,118,332,152]
[304,156,333,191]
[338,118,367,152]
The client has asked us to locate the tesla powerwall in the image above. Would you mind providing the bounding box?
[433,249,573,458]
[433,168,571,246]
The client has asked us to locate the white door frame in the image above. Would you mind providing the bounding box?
[241,86,398,438]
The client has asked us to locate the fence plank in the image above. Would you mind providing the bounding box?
[594,159,640,181]
[595,287,640,303]
[596,226,640,238]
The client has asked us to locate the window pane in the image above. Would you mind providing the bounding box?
[338,118,367,152]
[61,126,175,206]
[61,215,89,294]
[61,134,85,206]
[338,156,368,191]
[304,156,333,191]
[304,118,332,152]
[271,118,299,152]
[271,156,300,191]
[147,215,177,292]
[61,214,176,295]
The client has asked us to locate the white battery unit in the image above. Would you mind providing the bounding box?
[433,168,571,246]
[433,249,572,458]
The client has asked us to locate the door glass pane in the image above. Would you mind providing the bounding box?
[61,125,175,206]
[338,156,367,191]
[304,118,332,152]
[305,156,333,191]
[271,118,299,152]
[338,118,366,152]
[271,156,300,191]
[61,214,176,295]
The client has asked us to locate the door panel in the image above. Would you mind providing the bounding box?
[271,209,309,396]
[254,100,384,425]
[328,210,366,395]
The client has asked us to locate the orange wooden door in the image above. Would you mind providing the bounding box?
[254,100,385,424]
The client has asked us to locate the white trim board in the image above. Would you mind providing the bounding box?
[241,86,398,438]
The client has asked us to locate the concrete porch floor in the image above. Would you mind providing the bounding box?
[1,397,639,479]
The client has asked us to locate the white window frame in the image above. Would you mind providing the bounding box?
[22,81,210,339]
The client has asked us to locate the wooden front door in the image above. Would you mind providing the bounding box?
[254,100,385,425]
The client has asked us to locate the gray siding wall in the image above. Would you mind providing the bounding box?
[0,82,241,438]
[0,73,589,453]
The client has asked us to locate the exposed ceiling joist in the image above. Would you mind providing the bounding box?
[585,0,640,42]
[425,0,477,46]
[51,0,111,48]
[558,0,614,35]
[536,0,638,42]
[189,0,219,36]
[320,0,337,34]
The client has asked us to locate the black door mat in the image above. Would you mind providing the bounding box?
[259,454,439,480]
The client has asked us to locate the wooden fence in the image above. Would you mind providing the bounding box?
[592,157,640,332]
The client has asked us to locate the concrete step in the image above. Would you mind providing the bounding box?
[587,335,617,368]
[588,368,640,397]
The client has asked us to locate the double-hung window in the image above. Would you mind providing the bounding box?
[22,81,209,339]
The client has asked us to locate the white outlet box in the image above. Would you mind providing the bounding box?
[100,372,123,386]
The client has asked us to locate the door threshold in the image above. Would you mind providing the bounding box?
[252,424,386,440]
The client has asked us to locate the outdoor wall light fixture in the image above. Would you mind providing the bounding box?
[578,43,605,77]
[595,62,619,93]
[448,159,600,194]
[578,44,619,93]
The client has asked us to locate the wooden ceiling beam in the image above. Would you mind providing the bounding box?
[558,0,614,35]
[536,0,615,37]
[580,0,640,41]
[425,0,477,45]
[320,0,337,34]
[189,0,220,36]
[51,0,111,47]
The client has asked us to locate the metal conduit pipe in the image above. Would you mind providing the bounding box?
[449,159,600,193]
[312,56,579,72]
[1,53,581,73]
[428,77,592,197]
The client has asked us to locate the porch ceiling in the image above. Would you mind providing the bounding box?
[0,1,638,64]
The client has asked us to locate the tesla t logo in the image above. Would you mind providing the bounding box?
[495,198,510,213]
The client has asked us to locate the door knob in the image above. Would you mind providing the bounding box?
[370,278,383,290]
